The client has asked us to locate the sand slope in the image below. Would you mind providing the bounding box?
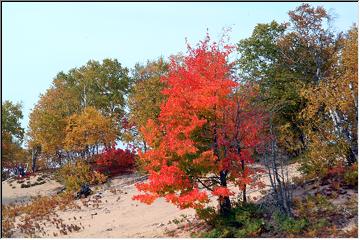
[2,173,63,205]
[3,164,302,238]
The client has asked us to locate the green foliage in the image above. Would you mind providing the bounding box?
[125,58,168,149]
[344,163,358,186]
[197,203,265,238]
[294,194,336,218]
[274,213,308,234]
[196,207,217,225]
[55,160,107,192]
[59,59,130,119]
[28,58,130,161]
[2,101,29,168]
[237,4,341,158]
[2,100,24,142]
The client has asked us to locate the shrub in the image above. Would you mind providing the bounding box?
[275,213,308,234]
[95,147,135,176]
[56,160,107,192]
[197,203,265,238]
[344,162,358,187]
[21,183,31,188]
[196,207,217,225]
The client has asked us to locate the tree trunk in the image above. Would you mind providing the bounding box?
[31,147,40,173]
[143,141,147,153]
[265,115,292,216]
[219,170,231,216]
[241,159,247,203]
[213,119,231,216]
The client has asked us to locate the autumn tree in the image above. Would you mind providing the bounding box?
[28,82,79,158]
[300,26,358,174]
[236,4,348,213]
[2,101,29,169]
[133,36,264,215]
[63,59,130,121]
[237,4,340,157]
[64,106,118,160]
[28,59,130,165]
[125,58,168,151]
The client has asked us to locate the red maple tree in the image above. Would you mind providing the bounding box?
[133,35,265,215]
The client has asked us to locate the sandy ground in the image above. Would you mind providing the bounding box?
[3,163,303,237]
[41,174,196,238]
[2,173,63,205]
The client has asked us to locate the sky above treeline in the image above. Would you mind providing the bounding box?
[3,2,358,133]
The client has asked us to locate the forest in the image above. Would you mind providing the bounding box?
[2,4,358,238]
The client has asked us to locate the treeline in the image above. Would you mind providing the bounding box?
[2,4,357,199]
[237,5,357,172]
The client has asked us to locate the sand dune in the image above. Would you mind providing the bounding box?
[2,173,63,205]
[3,164,302,238]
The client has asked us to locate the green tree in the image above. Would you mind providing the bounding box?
[125,58,168,150]
[237,4,340,156]
[2,100,24,142]
[2,101,29,169]
[28,58,130,165]
[63,59,130,120]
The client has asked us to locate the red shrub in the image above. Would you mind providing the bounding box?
[95,147,135,176]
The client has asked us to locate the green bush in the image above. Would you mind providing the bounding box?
[198,203,265,238]
[196,207,217,225]
[344,163,358,187]
[275,214,308,234]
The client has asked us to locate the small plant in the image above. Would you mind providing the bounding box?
[55,160,107,193]
[275,213,308,235]
[197,203,265,238]
[344,162,358,187]
[196,207,217,225]
[21,183,31,188]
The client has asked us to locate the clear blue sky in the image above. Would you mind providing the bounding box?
[3,2,358,134]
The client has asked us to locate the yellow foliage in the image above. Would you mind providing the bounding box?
[299,27,358,175]
[28,85,79,155]
[64,106,117,152]
[55,160,107,192]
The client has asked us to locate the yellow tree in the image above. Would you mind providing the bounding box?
[300,26,358,175]
[64,106,118,160]
[28,84,79,158]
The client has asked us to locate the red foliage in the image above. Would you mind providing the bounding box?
[95,147,135,176]
[212,187,234,197]
[133,35,266,211]
[328,164,345,176]
[133,165,209,209]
